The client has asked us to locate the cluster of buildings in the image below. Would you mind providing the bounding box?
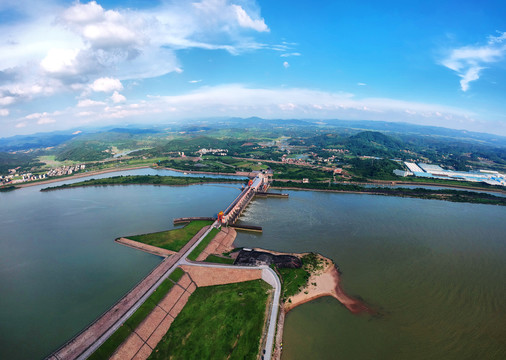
[197,148,228,156]
[46,164,86,177]
[396,162,506,186]
[281,154,309,165]
[323,148,349,154]
[1,164,86,185]
[281,151,342,166]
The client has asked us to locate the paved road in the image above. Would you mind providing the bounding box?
[76,222,281,360]
[73,224,217,360]
[179,258,281,360]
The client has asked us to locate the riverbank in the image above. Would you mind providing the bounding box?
[39,175,245,191]
[16,165,151,188]
[159,166,253,178]
[250,249,371,314]
[271,182,506,206]
[283,254,372,314]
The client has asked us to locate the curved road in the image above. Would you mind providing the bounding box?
[180,258,281,360]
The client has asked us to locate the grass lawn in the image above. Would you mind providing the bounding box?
[168,267,184,283]
[204,254,235,264]
[278,267,310,299]
[127,220,213,252]
[88,273,179,360]
[148,280,271,360]
[278,253,326,299]
[187,228,220,261]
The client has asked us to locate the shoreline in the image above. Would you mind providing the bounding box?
[365,179,506,194]
[16,165,151,188]
[11,163,504,195]
[40,179,245,192]
[271,186,506,206]
[159,166,253,177]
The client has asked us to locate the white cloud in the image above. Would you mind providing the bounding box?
[0,96,16,106]
[77,99,106,107]
[110,91,126,103]
[0,0,271,110]
[90,77,123,92]
[15,122,26,128]
[283,61,290,69]
[7,84,501,136]
[441,31,506,91]
[37,117,56,125]
[151,85,474,125]
[25,112,47,120]
[280,52,301,57]
[231,4,269,32]
[357,82,367,86]
[59,1,142,49]
[189,80,202,83]
[0,109,9,116]
[40,48,80,75]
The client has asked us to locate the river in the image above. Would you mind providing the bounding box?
[234,190,506,359]
[0,169,242,360]
[1,171,505,359]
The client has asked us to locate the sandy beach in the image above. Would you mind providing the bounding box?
[283,256,372,314]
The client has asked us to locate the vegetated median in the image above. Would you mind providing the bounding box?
[88,268,185,360]
[39,175,245,191]
[187,227,220,261]
[148,280,270,360]
[125,220,214,252]
[272,181,506,206]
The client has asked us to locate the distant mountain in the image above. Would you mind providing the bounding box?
[2,118,506,153]
[320,119,506,147]
[106,128,161,135]
[0,127,160,152]
[0,132,82,152]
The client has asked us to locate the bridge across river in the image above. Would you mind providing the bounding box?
[219,173,270,225]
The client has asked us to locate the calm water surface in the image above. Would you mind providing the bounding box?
[235,191,506,360]
[0,169,242,360]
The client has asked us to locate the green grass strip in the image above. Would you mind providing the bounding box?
[204,254,235,264]
[88,275,177,360]
[40,175,244,191]
[187,227,220,261]
[168,267,184,283]
[148,280,270,360]
[127,220,213,252]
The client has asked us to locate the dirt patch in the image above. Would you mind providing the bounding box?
[234,249,301,268]
[116,238,175,257]
[195,227,237,261]
[181,265,262,287]
[111,273,197,360]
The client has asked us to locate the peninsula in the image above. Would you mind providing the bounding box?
[45,172,369,360]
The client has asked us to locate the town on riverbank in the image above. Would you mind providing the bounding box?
[3,120,506,195]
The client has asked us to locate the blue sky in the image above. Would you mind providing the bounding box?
[1,0,506,136]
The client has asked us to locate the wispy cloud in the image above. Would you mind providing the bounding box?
[283,61,290,69]
[189,80,202,84]
[357,82,367,86]
[30,84,488,134]
[441,31,506,91]
[280,52,301,57]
